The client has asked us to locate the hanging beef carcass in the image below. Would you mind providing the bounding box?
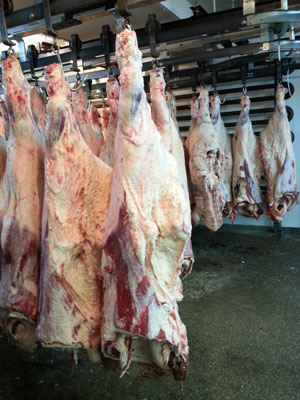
[100,76,120,166]
[0,55,45,350]
[101,29,191,380]
[185,88,224,231]
[150,68,193,278]
[260,84,298,222]
[232,95,263,219]
[37,63,112,358]
[30,86,46,134]
[72,85,102,156]
[88,105,105,150]
[210,93,234,219]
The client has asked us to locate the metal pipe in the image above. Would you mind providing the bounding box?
[213,0,216,13]
[281,0,288,9]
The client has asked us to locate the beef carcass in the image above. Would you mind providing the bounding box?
[101,29,190,380]
[260,84,298,222]
[88,105,105,149]
[185,88,224,231]
[72,85,102,156]
[210,93,234,219]
[37,63,112,353]
[99,76,120,166]
[30,86,46,134]
[150,68,193,278]
[232,95,263,219]
[0,55,44,349]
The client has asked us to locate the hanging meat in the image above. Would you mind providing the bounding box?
[260,84,298,222]
[101,29,190,380]
[88,105,105,149]
[37,63,112,356]
[100,76,120,166]
[30,86,46,134]
[72,85,102,156]
[0,55,45,350]
[150,68,193,278]
[210,93,234,219]
[232,94,263,219]
[185,88,224,231]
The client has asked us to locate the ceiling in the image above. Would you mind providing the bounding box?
[10,0,245,43]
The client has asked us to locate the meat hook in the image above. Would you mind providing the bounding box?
[70,74,88,92]
[122,18,132,31]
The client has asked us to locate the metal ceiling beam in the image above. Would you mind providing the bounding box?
[4,0,300,38]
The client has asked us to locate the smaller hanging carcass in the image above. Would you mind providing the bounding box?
[185,88,224,231]
[210,93,233,219]
[260,84,298,222]
[232,94,263,219]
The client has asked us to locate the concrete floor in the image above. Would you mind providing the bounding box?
[0,226,299,400]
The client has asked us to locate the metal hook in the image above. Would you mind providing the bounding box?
[117,0,132,20]
[191,74,197,97]
[101,25,114,75]
[146,14,161,62]
[43,0,57,37]
[122,17,132,30]
[27,44,39,86]
[70,74,89,92]
[0,0,15,47]
[241,65,247,95]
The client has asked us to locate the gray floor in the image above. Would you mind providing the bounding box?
[0,226,299,400]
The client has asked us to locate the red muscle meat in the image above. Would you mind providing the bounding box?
[101,29,190,380]
[232,95,263,219]
[260,84,298,222]
[0,55,45,349]
[37,63,112,354]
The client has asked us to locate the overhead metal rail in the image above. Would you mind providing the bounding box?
[0,0,298,90]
